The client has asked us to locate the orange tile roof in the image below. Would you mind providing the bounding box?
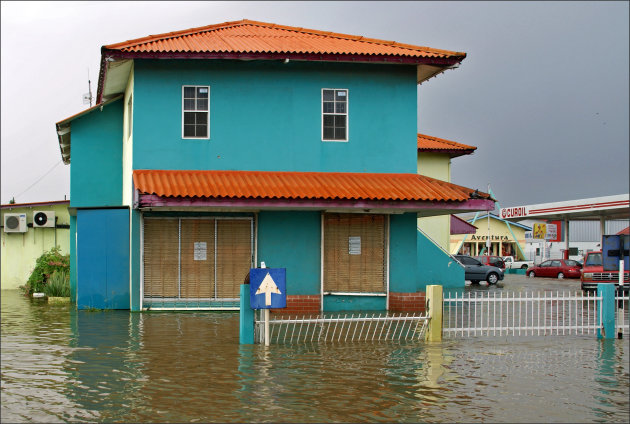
[104,19,466,61]
[417,133,476,158]
[133,169,489,202]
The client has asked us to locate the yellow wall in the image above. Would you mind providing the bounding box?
[417,152,451,250]
[1,203,70,290]
[122,64,135,207]
[449,216,528,259]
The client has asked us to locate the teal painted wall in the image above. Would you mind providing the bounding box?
[70,215,77,303]
[257,211,320,296]
[389,213,418,292]
[416,230,464,290]
[70,99,124,207]
[76,209,130,310]
[132,60,417,174]
[324,295,386,312]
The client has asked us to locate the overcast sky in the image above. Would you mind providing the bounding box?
[1,1,628,208]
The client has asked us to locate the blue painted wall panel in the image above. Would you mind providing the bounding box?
[70,100,124,208]
[130,210,141,311]
[416,230,465,290]
[389,214,418,293]
[323,295,386,312]
[70,215,77,304]
[77,209,130,309]
[257,211,320,296]
[133,60,417,174]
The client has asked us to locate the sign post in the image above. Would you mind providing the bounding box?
[250,267,286,346]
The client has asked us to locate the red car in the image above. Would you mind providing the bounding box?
[473,255,506,269]
[527,259,582,279]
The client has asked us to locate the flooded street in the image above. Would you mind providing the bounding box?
[2,276,629,423]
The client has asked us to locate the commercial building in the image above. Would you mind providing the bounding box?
[55,20,494,311]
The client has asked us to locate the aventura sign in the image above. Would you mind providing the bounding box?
[470,235,511,241]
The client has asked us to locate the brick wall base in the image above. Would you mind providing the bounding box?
[389,291,426,313]
[271,294,320,315]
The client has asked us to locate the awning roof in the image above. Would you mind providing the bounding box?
[133,169,494,216]
[417,133,477,158]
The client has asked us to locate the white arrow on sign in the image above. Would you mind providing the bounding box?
[255,272,281,306]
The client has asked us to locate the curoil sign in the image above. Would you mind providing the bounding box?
[500,206,528,219]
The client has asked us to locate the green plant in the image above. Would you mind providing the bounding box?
[24,246,70,295]
[43,270,70,297]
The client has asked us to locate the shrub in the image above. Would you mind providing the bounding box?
[43,270,70,297]
[23,247,70,295]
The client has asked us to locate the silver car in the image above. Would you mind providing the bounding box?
[454,255,505,285]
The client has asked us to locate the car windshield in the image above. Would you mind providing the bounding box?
[585,253,602,266]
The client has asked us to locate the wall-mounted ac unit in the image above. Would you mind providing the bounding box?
[33,211,55,228]
[4,213,27,233]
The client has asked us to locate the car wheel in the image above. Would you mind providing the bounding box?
[528,271,535,278]
[557,272,565,279]
[521,264,528,269]
[471,280,480,284]
[487,273,499,285]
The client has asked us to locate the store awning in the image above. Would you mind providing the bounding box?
[133,169,495,216]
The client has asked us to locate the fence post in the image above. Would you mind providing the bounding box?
[240,284,254,344]
[597,284,615,339]
[425,285,443,342]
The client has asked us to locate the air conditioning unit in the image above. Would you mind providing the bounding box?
[33,211,55,228]
[4,213,27,233]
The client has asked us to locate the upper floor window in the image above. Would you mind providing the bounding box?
[182,86,209,139]
[322,89,348,141]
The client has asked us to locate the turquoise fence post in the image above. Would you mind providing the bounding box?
[240,284,254,344]
[597,284,615,339]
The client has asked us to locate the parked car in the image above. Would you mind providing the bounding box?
[526,259,582,279]
[580,251,629,292]
[473,255,506,269]
[502,256,534,270]
[454,255,505,285]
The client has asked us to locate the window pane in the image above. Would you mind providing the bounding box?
[335,102,346,113]
[195,112,207,125]
[197,87,209,98]
[323,115,334,126]
[334,115,346,127]
[323,90,334,101]
[184,112,195,125]
[335,90,347,101]
[184,87,196,98]
[323,127,334,139]
[184,99,195,110]
[323,102,334,113]
[196,124,208,138]
[334,128,346,140]
[197,98,208,111]
[184,125,196,137]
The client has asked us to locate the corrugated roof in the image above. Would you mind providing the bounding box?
[104,19,466,60]
[417,133,476,158]
[133,170,489,202]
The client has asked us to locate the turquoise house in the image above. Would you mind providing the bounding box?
[55,20,493,312]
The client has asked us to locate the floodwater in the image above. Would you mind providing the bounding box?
[2,275,629,423]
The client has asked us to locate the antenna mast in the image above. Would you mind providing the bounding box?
[83,69,93,107]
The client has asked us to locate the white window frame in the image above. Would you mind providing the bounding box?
[182,85,210,139]
[321,88,348,142]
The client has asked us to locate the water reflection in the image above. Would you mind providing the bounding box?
[2,289,629,423]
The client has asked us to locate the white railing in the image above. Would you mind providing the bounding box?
[616,293,629,332]
[256,312,428,344]
[443,291,602,337]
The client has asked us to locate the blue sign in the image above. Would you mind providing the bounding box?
[249,268,286,309]
[602,235,629,271]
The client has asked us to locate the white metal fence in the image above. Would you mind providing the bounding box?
[255,312,428,344]
[443,291,606,337]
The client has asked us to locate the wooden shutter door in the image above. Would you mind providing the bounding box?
[215,220,252,299]
[143,218,179,298]
[180,219,215,299]
[324,214,386,293]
